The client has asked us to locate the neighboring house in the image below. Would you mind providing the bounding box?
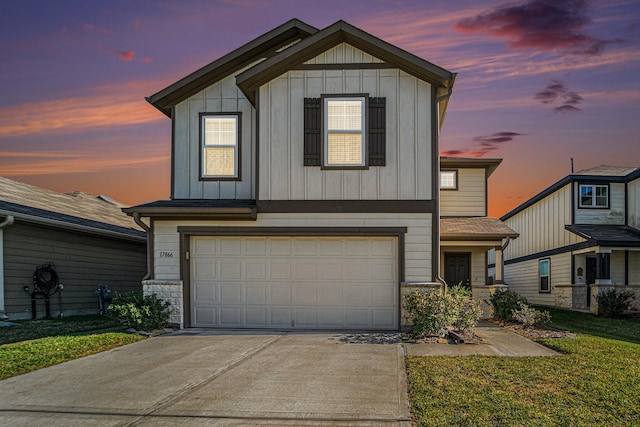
[492,165,640,312]
[125,19,513,330]
[0,177,147,320]
[439,157,519,316]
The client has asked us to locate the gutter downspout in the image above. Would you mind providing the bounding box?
[434,84,455,295]
[132,213,152,281]
[0,215,15,319]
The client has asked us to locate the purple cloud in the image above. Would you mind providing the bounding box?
[535,80,583,112]
[455,0,620,55]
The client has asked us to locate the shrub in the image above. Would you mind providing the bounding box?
[596,288,635,318]
[511,303,551,327]
[403,287,482,336]
[449,285,482,331]
[108,291,171,331]
[490,289,528,321]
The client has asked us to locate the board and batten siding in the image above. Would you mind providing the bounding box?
[440,168,486,217]
[153,213,433,282]
[504,252,572,306]
[574,182,625,225]
[503,184,583,261]
[173,74,255,200]
[304,42,385,64]
[3,222,146,319]
[627,177,640,229]
[258,67,433,201]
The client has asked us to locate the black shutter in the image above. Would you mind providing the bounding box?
[304,98,321,166]
[368,97,386,166]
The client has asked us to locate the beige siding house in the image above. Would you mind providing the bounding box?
[126,19,514,330]
[0,177,146,320]
[496,165,640,312]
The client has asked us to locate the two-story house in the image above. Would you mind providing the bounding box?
[493,165,640,312]
[125,19,515,329]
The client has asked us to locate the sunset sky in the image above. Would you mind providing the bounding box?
[1,0,639,217]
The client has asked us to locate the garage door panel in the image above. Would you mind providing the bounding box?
[244,261,267,279]
[269,261,291,279]
[293,260,317,280]
[245,307,267,326]
[270,285,292,304]
[219,261,241,279]
[218,238,241,256]
[269,238,291,255]
[194,283,216,302]
[220,307,242,326]
[245,285,267,304]
[191,236,398,330]
[270,308,292,327]
[220,284,242,303]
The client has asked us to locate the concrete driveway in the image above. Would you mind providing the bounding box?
[0,331,410,426]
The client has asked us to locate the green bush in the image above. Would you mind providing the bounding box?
[596,288,635,317]
[511,303,551,327]
[490,289,528,321]
[108,291,171,331]
[403,287,482,336]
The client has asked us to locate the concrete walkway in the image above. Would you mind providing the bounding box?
[405,321,561,357]
[0,332,411,426]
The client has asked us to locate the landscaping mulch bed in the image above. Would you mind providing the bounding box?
[492,320,576,340]
[402,328,487,345]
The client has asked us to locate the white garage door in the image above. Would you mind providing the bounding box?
[190,235,398,330]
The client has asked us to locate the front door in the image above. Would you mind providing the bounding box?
[586,257,597,308]
[444,253,471,289]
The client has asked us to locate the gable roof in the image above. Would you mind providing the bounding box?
[236,20,455,105]
[0,177,145,241]
[147,19,319,117]
[501,164,640,221]
[147,19,456,121]
[440,157,502,177]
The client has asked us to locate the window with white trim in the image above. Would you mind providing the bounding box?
[201,114,239,179]
[579,184,608,208]
[440,170,457,190]
[539,259,550,293]
[324,97,365,167]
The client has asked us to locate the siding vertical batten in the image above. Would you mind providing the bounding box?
[170,106,176,199]
[431,85,439,281]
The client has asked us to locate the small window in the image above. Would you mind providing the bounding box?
[324,97,365,167]
[201,114,239,179]
[579,184,608,208]
[539,259,550,293]
[440,170,457,190]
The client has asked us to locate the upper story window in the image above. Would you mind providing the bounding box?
[324,97,366,167]
[579,184,608,208]
[440,170,458,190]
[200,113,240,180]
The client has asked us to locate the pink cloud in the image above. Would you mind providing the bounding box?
[142,56,153,63]
[117,50,135,61]
[83,23,111,34]
[534,80,583,112]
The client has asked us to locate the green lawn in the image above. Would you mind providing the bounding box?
[407,309,640,426]
[0,315,144,380]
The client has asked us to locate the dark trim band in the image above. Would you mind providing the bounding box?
[256,200,436,213]
[504,241,594,265]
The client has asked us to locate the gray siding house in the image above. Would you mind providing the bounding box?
[492,165,640,312]
[126,19,515,330]
[0,177,147,320]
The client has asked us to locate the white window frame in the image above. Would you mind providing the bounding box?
[539,258,550,293]
[323,96,366,167]
[201,114,239,179]
[440,170,458,190]
[579,184,608,208]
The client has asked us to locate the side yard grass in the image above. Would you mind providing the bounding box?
[0,315,143,380]
[407,308,640,426]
